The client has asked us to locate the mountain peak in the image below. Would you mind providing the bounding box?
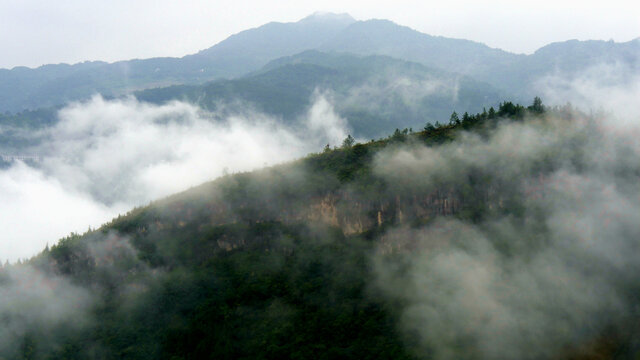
[299,12,355,24]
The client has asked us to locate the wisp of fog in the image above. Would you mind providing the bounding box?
[370,64,640,359]
[0,94,349,261]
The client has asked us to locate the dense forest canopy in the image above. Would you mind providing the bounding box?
[1,97,638,359]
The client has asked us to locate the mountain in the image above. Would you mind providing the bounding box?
[4,104,639,358]
[135,51,503,138]
[0,109,494,359]
[319,19,522,80]
[0,51,502,153]
[319,20,640,100]
[0,13,355,113]
[192,12,356,77]
[2,13,637,114]
[501,38,640,98]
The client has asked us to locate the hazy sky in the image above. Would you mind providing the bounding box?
[0,0,639,69]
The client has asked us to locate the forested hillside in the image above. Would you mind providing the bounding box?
[3,98,638,359]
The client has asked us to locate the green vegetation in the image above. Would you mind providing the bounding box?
[2,98,635,359]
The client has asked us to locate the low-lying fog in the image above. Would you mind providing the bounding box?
[0,93,349,261]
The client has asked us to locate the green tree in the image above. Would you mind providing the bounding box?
[449,111,460,125]
[341,135,355,148]
[391,128,408,142]
[462,112,470,123]
[488,107,496,119]
[528,96,544,114]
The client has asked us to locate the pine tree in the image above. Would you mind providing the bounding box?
[488,107,496,119]
[449,111,460,125]
[528,96,544,114]
[424,123,436,132]
[341,135,355,148]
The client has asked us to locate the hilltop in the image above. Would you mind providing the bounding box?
[3,99,639,358]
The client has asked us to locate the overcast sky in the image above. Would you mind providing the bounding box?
[0,0,639,69]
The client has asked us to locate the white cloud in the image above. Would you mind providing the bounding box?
[0,94,349,262]
[535,62,640,125]
[305,91,349,145]
[372,114,640,358]
[0,162,121,261]
[0,264,93,351]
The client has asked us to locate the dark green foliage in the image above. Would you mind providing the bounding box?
[426,97,546,137]
[18,221,414,360]
[4,98,574,359]
[528,96,545,114]
[147,223,411,360]
[390,129,408,143]
[341,134,355,149]
[497,101,526,119]
[488,106,496,119]
[449,111,460,125]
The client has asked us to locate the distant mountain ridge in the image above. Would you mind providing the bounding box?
[319,19,522,77]
[0,13,356,112]
[0,50,502,151]
[0,12,637,113]
[135,51,502,138]
[318,20,639,99]
[190,12,356,79]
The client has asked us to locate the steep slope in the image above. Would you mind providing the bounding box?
[135,51,503,138]
[4,104,640,358]
[0,13,355,113]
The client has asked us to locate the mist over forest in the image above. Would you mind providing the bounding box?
[1,9,639,360]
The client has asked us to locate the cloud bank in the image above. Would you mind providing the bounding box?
[0,95,349,261]
[535,62,640,124]
[372,112,640,358]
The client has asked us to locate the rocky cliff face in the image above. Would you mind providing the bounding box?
[302,190,463,234]
[137,184,476,240]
